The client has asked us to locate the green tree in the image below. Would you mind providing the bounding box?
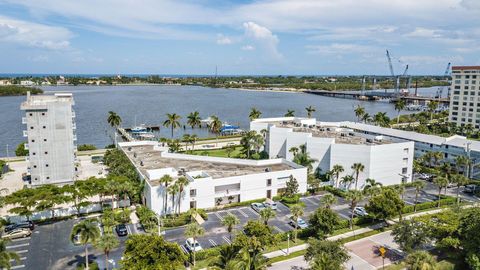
[458,207,480,257]
[209,244,240,270]
[292,144,316,172]
[427,101,438,121]
[305,105,316,118]
[284,110,295,117]
[35,184,69,219]
[184,223,205,265]
[208,115,223,145]
[307,174,321,193]
[4,188,37,220]
[15,142,29,156]
[242,220,276,247]
[361,112,371,123]
[0,239,20,270]
[222,213,240,242]
[405,251,437,270]
[394,99,406,124]
[392,220,431,254]
[433,176,448,207]
[167,184,179,214]
[351,163,365,190]
[187,111,201,129]
[175,177,189,215]
[308,207,341,239]
[163,113,181,138]
[249,107,262,121]
[107,111,122,128]
[331,164,344,188]
[365,187,405,224]
[412,181,425,212]
[259,207,276,225]
[341,175,355,190]
[346,190,363,229]
[94,234,119,270]
[232,248,268,270]
[373,112,390,127]
[70,220,101,270]
[121,234,187,270]
[159,175,173,215]
[284,175,299,198]
[320,193,337,209]
[450,174,469,205]
[354,105,366,123]
[64,180,94,216]
[304,239,350,270]
[290,204,305,242]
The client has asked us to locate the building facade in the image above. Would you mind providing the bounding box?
[449,66,480,127]
[21,92,77,185]
[251,117,415,188]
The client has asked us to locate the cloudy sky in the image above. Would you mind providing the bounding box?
[0,0,479,75]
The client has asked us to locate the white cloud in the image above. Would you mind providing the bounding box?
[306,43,377,55]
[241,45,255,51]
[0,15,72,49]
[404,27,443,38]
[216,34,233,45]
[243,22,281,58]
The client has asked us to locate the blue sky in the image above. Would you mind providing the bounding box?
[0,0,479,75]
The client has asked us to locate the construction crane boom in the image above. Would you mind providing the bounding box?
[402,64,409,76]
[444,62,451,76]
[386,50,395,77]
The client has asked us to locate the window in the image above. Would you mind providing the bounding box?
[403,158,408,163]
[33,165,37,168]
[30,126,34,129]
[267,179,272,186]
[402,168,408,174]
[44,151,48,154]
[403,148,409,154]
[46,177,50,180]
[32,152,36,156]
[45,164,49,167]
[41,113,45,116]
[42,126,46,129]
[190,189,197,196]
[31,139,35,143]
[44,139,47,142]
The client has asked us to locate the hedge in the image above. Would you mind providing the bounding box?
[403,197,456,213]
[204,198,265,212]
[194,246,221,261]
[320,185,347,198]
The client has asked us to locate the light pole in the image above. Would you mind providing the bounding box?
[156,213,162,236]
[287,233,290,255]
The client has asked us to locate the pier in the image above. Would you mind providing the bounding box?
[116,127,135,142]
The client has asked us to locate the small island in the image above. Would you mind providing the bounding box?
[0,85,43,96]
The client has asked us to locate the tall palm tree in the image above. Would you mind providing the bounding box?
[70,220,101,270]
[175,177,190,214]
[249,108,262,121]
[341,175,355,190]
[233,248,267,270]
[363,178,383,197]
[259,207,276,225]
[107,111,122,127]
[209,115,223,146]
[394,99,406,124]
[450,174,469,205]
[373,112,390,127]
[189,134,198,152]
[290,204,305,242]
[455,155,470,177]
[346,190,364,230]
[320,193,337,209]
[412,181,425,212]
[331,164,344,188]
[433,176,448,208]
[284,110,295,117]
[354,105,365,122]
[0,239,20,270]
[209,245,239,270]
[187,111,201,129]
[182,134,192,151]
[94,234,119,270]
[361,112,371,123]
[289,146,299,156]
[305,105,316,118]
[405,251,437,270]
[427,101,438,121]
[222,213,240,242]
[184,223,205,266]
[159,175,173,215]
[163,113,181,138]
[351,163,365,190]
[168,184,180,214]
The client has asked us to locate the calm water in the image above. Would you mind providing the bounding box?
[0,85,448,157]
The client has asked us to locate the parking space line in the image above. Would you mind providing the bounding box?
[273,226,284,233]
[126,225,132,235]
[11,237,30,242]
[11,265,25,269]
[180,245,189,254]
[247,208,259,216]
[338,212,350,219]
[214,212,224,221]
[404,201,415,205]
[208,239,217,247]
[10,257,27,262]
[7,243,29,249]
[16,250,28,254]
[237,208,249,218]
[304,197,318,206]
[222,236,231,244]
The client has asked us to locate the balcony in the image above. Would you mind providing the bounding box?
[71,111,76,118]
[72,123,77,130]
[23,130,28,137]
[73,134,77,141]
[214,188,241,198]
[22,117,27,124]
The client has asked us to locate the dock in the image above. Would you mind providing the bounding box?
[116,127,135,142]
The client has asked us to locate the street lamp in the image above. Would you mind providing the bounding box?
[287,233,290,255]
[156,213,162,236]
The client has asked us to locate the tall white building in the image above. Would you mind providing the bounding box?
[251,117,415,188]
[21,92,77,186]
[449,66,480,127]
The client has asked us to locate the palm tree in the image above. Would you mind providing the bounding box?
[107,111,122,127]
[167,139,182,152]
[182,134,191,151]
[373,112,390,127]
[394,99,406,124]
[354,105,365,122]
[221,213,240,242]
[346,190,363,230]
[259,207,276,225]
[187,111,201,129]
[341,175,355,190]
[176,177,190,215]
[363,178,383,197]
[209,245,239,270]
[163,113,181,138]
[305,105,316,118]
[412,181,425,212]
[284,110,295,117]
[189,134,198,152]
[168,184,180,214]
[455,155,470,177]
[320,193,337,209]
[289,146,299,156]
[249,108,262,121]
[184,223,205,266]
[159,175,173,215]
[0,239,20,270]
[405,251,437,270]
[331,164,344,188]
[433,176,448,208]
[94,234,119,270]
[290,204,305,242]
[209,115,223,146]
[70,220,101,270]
[427,101,438,121]
[351,163,365,190]
[361,112,371,123]
[450,174,469,205]
[233,248,267,270]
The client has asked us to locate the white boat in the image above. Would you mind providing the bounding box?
[200,117,213,125]
[131,124,147,133]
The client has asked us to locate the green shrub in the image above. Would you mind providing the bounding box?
[280,195,300,205]
[77,144,97,151]
[15,142,29,156]
[403,197,456,213]
[204,198,265,211]
[195,246,221,261]
[320,186,347,198]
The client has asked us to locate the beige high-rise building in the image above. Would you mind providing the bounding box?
[21,92,77,186]
[448,66,480,128]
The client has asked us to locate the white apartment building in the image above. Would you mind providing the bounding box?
[449,66,480,127]
[251,117,415,188]
[21,92,77,186]
[118,141,307,215]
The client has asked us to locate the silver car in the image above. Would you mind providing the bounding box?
[251,202,266,213]
[2,228,31,240]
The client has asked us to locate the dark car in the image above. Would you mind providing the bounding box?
[115,224,128,236]
[5,221,34,233]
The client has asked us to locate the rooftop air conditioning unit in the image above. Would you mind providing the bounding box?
[265,167,271,172]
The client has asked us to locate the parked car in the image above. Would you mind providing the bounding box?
[464,184,478,194]
[115,224,128,237]
[352,207,368,217]
[263,201,277,210]
[288,217,308,229]
[251,202,266,213]
[185,238,203,252]
[419,173,433,181]
[5,221,34,233]
[2,228,31,240]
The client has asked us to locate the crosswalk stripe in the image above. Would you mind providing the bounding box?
[180,245,189,254]
[209,239,217,247]
[10,257,26,262]
[11,265,25,269]
[12,237,30,242]
[7,243,29,249]
[214,212,224,221]
[16,250,28,254]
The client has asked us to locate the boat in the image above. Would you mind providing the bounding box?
[138,132,155,139]
[220,124,242,135]
[200,117,213,125]
[131,124,147,133]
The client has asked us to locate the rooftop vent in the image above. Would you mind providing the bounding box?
[265,167,271,172]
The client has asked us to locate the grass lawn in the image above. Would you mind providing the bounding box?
[189,146,244,158]
[386,260,455,270]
